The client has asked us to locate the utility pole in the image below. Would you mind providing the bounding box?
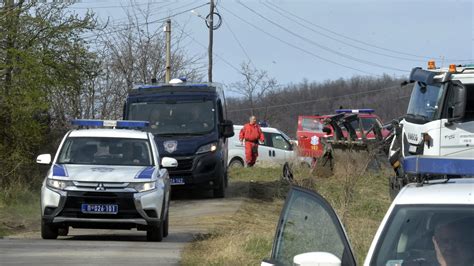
[164,19,171,83]
[208,0,214,83]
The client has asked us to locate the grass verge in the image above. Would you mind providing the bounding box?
[0,183,41,237]
[183,152,392,265]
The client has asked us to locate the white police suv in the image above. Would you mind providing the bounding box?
[36,120,177,242]
[263,159,474,265]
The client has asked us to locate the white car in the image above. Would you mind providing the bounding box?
[263,177,474,265]
[228,125,296,167]
[36,120,177,242]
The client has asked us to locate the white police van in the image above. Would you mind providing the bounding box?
[36,120,177,242]
[263,165,474,265]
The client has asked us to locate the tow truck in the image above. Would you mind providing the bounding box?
[388,61,474,198]
[297,109,390,158]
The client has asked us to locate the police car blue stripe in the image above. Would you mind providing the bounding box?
[135,166,155,179]
[52,164,68,177]
[403,156,474,176]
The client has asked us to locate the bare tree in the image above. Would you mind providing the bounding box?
[88,3,204,119]
[229,61,277,117]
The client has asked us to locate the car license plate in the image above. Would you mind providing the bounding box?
[81,204,118,214]
[171,177,185,185]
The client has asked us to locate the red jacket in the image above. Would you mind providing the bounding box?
[239,123,264,143]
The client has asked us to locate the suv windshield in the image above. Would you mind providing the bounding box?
[406,82,446,123]
[57,137,153,166]
[128,100,216,135]
[372,205,474,266]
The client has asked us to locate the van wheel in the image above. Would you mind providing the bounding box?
[41,220,58,239]
[213,173,226,198]
[147,222,163,242]
[229,158,244,168]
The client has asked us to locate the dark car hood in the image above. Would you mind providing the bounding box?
[154,132,218,157]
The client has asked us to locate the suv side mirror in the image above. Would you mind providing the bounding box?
[36,154,52,165]
[447,81,466,124]
[220,120,234,138]
[161,157,178,168]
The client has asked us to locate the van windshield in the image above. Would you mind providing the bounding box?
[128,100,216,135]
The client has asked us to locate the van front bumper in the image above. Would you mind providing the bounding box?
[168,151,224,189]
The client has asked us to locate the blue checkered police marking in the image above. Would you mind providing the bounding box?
[52,164,68,177]
[135,166,155,179]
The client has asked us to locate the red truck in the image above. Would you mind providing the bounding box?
[296,109,390,158]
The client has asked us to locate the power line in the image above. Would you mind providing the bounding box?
[228,84,409,112]
[173,20,244,75]
[261,1,424,63]
[68,1,170,9]
[220,5,375,75]
[98,0,195,29]
[266,1,473,63]
[82,2,209,40]
[238,1,406,72]
[215,5,254,68]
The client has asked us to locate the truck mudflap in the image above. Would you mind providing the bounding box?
[403,156,474,176]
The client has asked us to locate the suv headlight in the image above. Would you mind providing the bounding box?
[46,179,73,190]
[196,142,218,154]
[130,181,156,192]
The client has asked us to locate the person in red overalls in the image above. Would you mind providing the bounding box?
[239,116,265,167]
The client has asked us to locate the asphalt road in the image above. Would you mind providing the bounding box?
[0,192,244,266]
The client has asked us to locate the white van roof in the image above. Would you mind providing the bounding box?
[233,125,281,134]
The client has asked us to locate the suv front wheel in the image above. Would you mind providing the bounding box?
[147,222,163,242]
[41,220,59,239]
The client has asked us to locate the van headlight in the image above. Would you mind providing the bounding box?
[196,142,217,154]
[46,179,73,190]
[130,181,156,192]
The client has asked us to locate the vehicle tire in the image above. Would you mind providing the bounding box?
[213,173,226,198]
[282,162,293,181]
[389,176,400,200]
[163,211,169,238]
[147,222,163,242]
[41,220,59,239]
[229,158,244,168]
[58,226,69,236]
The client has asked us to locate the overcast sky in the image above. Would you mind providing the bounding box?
[70,0,474,86]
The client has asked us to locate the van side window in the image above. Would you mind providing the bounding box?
[217,100,224,123]
[262,132,272,146]
[271,134,291,150]
[464,84,474,120]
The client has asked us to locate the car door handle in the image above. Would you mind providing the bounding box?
[300,136,308,139]
[268,150,271,156]
[272,150,275,157]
